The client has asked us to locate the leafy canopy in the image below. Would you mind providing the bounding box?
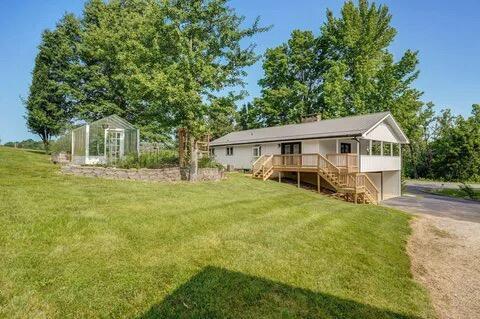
[26,0,268,144]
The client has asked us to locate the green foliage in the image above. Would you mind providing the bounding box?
[459,183,478,200]
[236,102,262,130]
[24,14,81,151]
[2,139,45,151]
[27,0,267,143]
[50,134,71,154]
[198,156,224,169]
[430,186,480,202]
[249,0,434,180]
[253,30,321,125]
[117,150,179,169]
[429,105,480,182]
[0,147,435,318]
[207,95,238,140]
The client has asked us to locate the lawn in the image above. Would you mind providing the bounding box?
[0,147,434,318]
[429,188,480,202]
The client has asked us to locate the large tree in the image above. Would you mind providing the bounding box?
[27,0,266,176]
[253,30,321,125]
[252,0,433,178]
[430,105,480,182]
[25,14,81,151]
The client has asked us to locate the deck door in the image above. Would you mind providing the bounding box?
[281,142,301,166]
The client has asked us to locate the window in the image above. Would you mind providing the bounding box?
[340,143,351,154]
[392,143,400,156]
[226,147,233,156]
[371,141,382,155]
[252,146,262,157]
[383,143,392,156]
[209,148,215,156]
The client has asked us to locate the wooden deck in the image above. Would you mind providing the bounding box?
[253,153,379,204]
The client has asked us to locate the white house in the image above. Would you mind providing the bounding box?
[209,112,409,203]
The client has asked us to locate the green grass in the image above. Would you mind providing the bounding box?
[0,147,434,318]
[429,188,480,201]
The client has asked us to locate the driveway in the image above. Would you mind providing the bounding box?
[382,184,480,223]
[382,182,480,319]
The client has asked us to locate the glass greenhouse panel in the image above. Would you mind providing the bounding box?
[70,115,139,165]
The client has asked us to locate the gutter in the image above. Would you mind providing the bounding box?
[210,133,363,147]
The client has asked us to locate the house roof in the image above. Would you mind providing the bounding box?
[210,111,409,146]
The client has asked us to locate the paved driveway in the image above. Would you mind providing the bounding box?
[382,184,480,223]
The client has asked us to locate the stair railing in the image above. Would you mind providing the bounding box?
[262,155,274,180]
[252,155,266,176]
[359,173,379,203]
[317,154,343,187]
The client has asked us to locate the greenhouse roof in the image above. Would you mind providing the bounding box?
[72,115,137,131]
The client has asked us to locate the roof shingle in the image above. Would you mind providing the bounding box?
[210,112,391,146]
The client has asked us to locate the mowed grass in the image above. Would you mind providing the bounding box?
[0,147,434,318]
[430,188,480,202]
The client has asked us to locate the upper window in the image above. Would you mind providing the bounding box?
[252,146,261,157]
[226,147,233,156]
[371,141,382,156]
[383,143,392,156]
[392,143,400,156]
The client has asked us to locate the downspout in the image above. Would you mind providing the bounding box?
[353,137,361,172]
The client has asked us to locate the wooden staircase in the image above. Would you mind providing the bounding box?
[252,155,274,181]
[252,153,379,204]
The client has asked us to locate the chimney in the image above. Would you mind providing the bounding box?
[301,114,322,123]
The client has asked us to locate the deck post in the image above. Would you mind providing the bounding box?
[356,139,360,172]
[85,124,90,164]
[354,192,358,204]
[317,173,320,193]
[278,171,281,183]
[71,130,74,163]
[297,171,300,188]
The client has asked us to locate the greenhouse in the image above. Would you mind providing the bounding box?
[71,115,139,165]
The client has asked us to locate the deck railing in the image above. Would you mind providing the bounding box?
[326,153,358,173]
[271,153,339,171]
[255,152,378,203]
[271,153,344,173]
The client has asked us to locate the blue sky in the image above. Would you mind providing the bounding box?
[1,0,479,142]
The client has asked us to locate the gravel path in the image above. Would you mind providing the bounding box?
[408,215,480,319]
[383,184,480,319]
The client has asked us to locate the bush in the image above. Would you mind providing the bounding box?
[50,135,71,155]
[198,156,224,169]
[3,139,45,151]
[459,182,478,200]
[117,150,179,169]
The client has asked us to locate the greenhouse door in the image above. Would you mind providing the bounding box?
[106,129,124,164]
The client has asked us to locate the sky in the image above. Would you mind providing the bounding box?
[1,0,479,142]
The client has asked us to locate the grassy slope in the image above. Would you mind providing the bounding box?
[429,188,480,202]
[0,147,434,318]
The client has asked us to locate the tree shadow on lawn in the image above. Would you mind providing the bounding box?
[137,266,421,319]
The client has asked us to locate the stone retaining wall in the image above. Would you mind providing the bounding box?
[61,165,224,182]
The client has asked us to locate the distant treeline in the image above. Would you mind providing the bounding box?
[3,139,45,151]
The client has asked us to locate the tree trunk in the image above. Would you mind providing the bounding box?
[408,144,418,179]
[41,130,50,154]
[189,136,198,182]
